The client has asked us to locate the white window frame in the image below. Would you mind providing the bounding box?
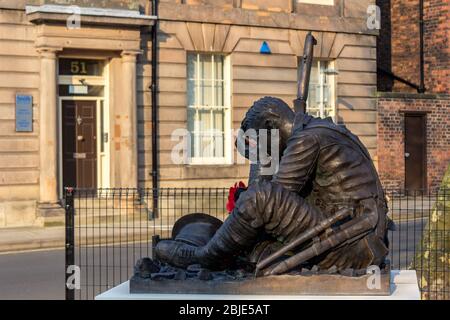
[306,59,337,121]
[187,53,232,165]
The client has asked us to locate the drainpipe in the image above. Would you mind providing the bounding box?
[418,0,426,93]
[151,0,159,217]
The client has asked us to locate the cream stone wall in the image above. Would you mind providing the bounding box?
[0,8,40,226]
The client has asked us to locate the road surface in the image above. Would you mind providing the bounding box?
[0,249,64,300]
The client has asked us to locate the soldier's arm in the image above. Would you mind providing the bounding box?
[272,131,320,193]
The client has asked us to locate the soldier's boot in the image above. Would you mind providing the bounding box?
[155,209,258,269]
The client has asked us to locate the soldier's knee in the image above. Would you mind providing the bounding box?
[233,181,280,226]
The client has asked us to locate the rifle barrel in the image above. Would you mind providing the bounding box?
[256,207,352,272]
[293,32,317,114]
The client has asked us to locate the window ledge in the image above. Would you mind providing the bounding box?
[25,5,156,27]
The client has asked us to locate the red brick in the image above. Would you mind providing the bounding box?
[377,0,449,94]
[377,96,450,191]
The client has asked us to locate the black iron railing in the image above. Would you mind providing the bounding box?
[64,187,449,300]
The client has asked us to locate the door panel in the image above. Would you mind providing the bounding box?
[404,114,426,191]
[76,101,97,188]
[62,100,97,189]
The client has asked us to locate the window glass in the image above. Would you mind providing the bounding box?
[187,53,228,162]
[58,85,104,97]
[59,59,104,76]
[304,60,335,119]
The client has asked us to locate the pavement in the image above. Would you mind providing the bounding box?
[0,220,172,254]
[0,226,65,254]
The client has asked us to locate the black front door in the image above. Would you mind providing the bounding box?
[404,113,427,191]
[62,100,97,189]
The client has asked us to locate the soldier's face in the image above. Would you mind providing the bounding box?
[277,116,294,155]
[236,114,293,161]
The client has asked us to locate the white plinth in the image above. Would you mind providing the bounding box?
[95,270,420,300]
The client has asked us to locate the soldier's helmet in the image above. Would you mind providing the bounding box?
[171,213,223,247]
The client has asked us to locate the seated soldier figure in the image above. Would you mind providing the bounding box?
[155,96,390,274]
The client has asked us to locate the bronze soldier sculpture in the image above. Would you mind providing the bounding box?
[155,33,390,276]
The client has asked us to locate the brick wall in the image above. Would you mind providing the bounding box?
[424,0,450,94]
[391,0,421,93]
[377,93,450,190]
[377,0,449,94]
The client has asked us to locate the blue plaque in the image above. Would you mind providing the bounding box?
[15,94,33,132]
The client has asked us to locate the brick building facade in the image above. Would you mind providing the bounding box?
[377,0,449,191]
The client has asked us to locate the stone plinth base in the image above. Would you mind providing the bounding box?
[130,269,390,296]
[96,271,420,300]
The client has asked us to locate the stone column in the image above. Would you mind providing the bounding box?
[37,47,64,221]
[117,50,140,188]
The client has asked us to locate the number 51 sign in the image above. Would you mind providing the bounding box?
[71,61,88,75]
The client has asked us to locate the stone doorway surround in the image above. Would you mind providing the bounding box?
[25,4,156,224]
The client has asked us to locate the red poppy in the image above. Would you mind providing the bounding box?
[226,181,247,213]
